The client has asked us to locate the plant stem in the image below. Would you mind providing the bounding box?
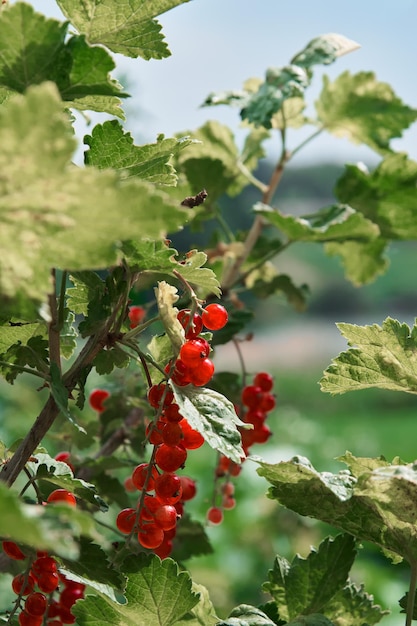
[290,126,324,159]
[406,560,417,626]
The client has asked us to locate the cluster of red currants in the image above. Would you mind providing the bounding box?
[3,490,84,626]
[114,304,229,556]
[207,371,275,526]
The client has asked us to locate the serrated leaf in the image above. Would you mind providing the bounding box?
[321,317,417,395]
[399,590,417,618]
[335,154,417,239]
[175,251,221,298]
[257,455,417,562]
[217,605,278,626]
[0,333,49,384]
[337,451,402,478]
[0,83,190,308]
[240,65,309,129]
[84,121,195,185]
[272,97,309,130]
[324,238,389,286]
[175,583,219,626]
[251,274,309,311]
[93,347,130,375]
[30,453,108,511]
[291,34,360,69]
[326,582,388,625]
[316,71,417,153]
[60,537,126,596]
[0,4,125,117]
[73,554,199,626]
[121,239,176,274]
[172,386,245,463]
[263,536,356,622]
[67,272,105,316]
[176,121,249,199]
[56,0,190,60]
[255,203,380,243]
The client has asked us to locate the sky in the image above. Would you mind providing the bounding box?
[31,0,417,166]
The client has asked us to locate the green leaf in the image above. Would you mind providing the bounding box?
[50,363,87,433]
[241,66,309,129]
[73,554,199,626]
[93,347,130,375]
[30,453,108,511]
[0,481,99,559]
[251,274,309,311]
[255,203,380,243]
[85,121,195,185]
[60,537,126,597]
[291,33,360,69]
[320,317,417,395]
[172,386,246,463]
[0,333,49,384]
[316,71,417,153]
[324,238,389,286]
[176,121,249,199]
[0,4,125,118]
[210,309,254,347]
[272,97,309,130]
[175,583,219,626]
[121,239,176,274]
[399,590,417,618]
[335,154,417,239]
[67,272,105,316]
[0,322,46,354]
[263,536,356,622]
[172,514,213,562]
[325,582,388,625]
[175,250,221,298]
[287,617,335,626]
[337,451,403,478]
[60,309,78,359]
[56,0,190,60]
[0,83,190,308]
[257,455,417,562]
[217,604,278,626]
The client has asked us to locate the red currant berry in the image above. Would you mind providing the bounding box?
[253,372,274,392]
[155,444,187,472]
[128,305,146,329]
[116,508,137,534]
[25,592,47,617]
[163,403,183,423]
[179,338,210,367]
[241,385,263,409]
[18,611,43,626]
[207,506,223,524]
[177,309,203,338]
[166,359,192,386]
[31,555,57,576]
[47,489,76,507]
[36,571,59,593]
[188,357,214,386]
[202,303,228,330]
[162,422,184,446]
[89,389,110,412]
[154,473,183,504]
[148,383,174,409]
[2,540,26,560]
[131,463,158,491]
[222,495,236,510]
[60,585,85,608]
[154,505,178,530]
[179,476,197,501]
[124,476,136,492]
[180,419,204,449]
[12,573,35,595]
[138,523,164,549]
[252,423,272,444]
[259,393,276,412]
[146,420,165,445]
[221,481,235,496]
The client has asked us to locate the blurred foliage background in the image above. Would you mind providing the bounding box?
[1,160,416,624]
